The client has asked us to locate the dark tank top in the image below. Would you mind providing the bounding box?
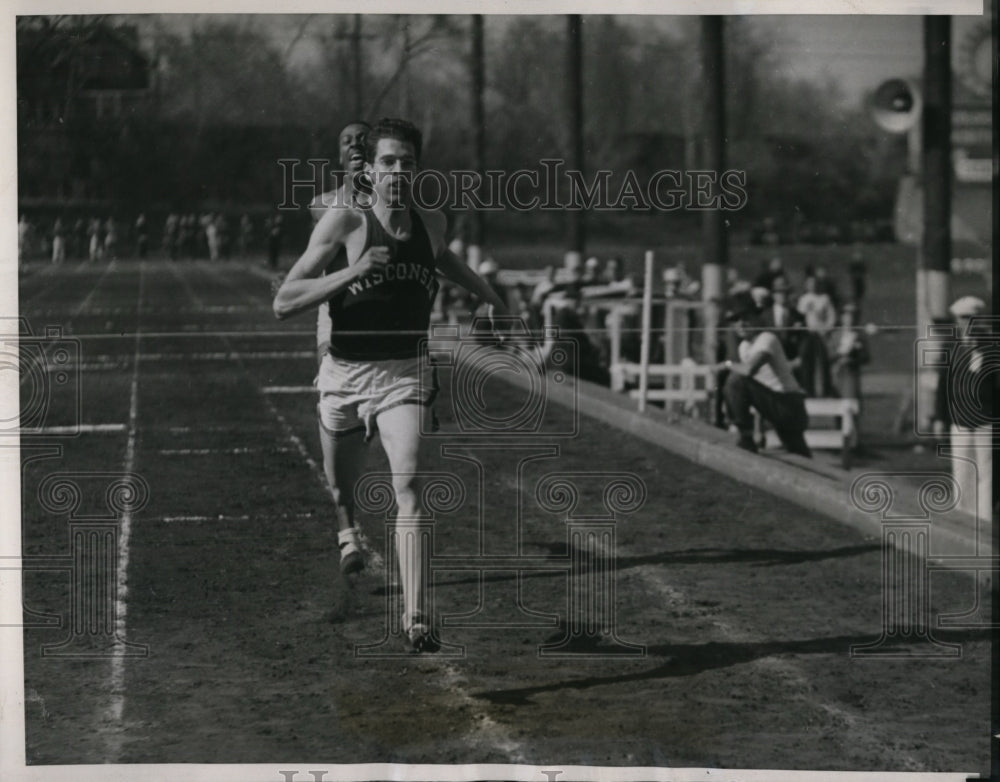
[327,208,440,360]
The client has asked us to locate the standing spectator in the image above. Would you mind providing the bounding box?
[814,265,841,312]
[182,214,198,258]
[135,213,149,258]
[51,217,66,265]
[759,275,805,376]
[717,292,811,457]
[933,296,993,522]
[266,213,284,270]
[582,256,601,285]
[88,217,103,262]
[72,217,87,260]
[239,213,253,258]
[848,249,867,313]
[796,275,836,396]
[206,213,220,261]
[831,302,870,407]
[163,213,179,259]
[103,217,118,260]
[217,214,231,260]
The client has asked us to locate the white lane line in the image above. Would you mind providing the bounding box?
[32,304,261,315]
[158,511,317,523]
[261,385,317,394]
[157,446,293,455]
[438,663,528,763]
[48,350,313,366]
[62,329,315,340]
[106,260,144,762]
[29,423,126,434]
[69,259,118,318]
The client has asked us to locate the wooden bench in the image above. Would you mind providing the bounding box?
[756,397,860,468]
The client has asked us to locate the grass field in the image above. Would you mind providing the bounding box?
[13,257,992,775]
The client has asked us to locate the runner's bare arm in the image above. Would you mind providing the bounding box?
[273,208,383,320]
[419,208,508,313]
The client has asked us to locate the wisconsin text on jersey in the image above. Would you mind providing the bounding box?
[346,262,439,300]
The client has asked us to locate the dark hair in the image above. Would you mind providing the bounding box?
[723,291,761,324]
[365,118,423,163]
[340,119,371,133]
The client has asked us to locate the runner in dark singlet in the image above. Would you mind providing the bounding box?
[273,118,508,652]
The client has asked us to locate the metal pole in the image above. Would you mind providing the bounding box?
[916,15,952,432]
[638,251,654,413]
[565,14,585,268]
[468,15,487,270]
[921,15,952,324]
[700,16,728,366]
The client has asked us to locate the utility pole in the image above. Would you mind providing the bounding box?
[468,15,486,269]
[920,15,952,328]
[566,14,585,269]
[700,16,728,365]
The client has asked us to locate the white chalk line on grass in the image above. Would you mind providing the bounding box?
[68,259,119,319]
[157,446,293,456]
[437,662,529,764]
[105,259,144,763]
[261,385,317,394]
[29,423,127,434]
[158,511,318,523]
[48,350,313,367]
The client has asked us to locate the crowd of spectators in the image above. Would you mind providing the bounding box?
[17,211,283,266]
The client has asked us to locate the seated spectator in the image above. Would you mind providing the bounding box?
[717,292,811,457]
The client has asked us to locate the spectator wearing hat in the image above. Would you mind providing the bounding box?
[759,275,806,375]
[717,292,811,457]
[934,296,993,523]
[831,302,870,407]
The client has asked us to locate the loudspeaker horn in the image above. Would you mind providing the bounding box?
[869,78,922,134]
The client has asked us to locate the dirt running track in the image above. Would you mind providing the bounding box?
[17,261,989,775]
